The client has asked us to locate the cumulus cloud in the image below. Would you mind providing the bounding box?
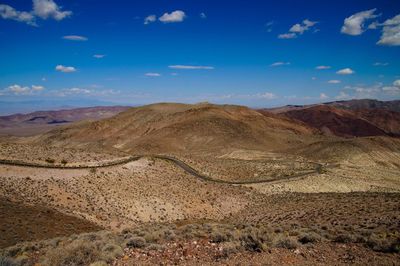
[377,14,400,46]
[93,54,106,59]
[200,12,207,19]
[145,72,161,77]
[320,93,329,100]
[168,65,214,70]
[33,0,72,21]
[0,0,71,26]
[336,68,355,75]
[328,80,341,84]
[316,65,331,70]
[2,84,45,95]
[278,19,318,39]
[0,4,36,26]
[339,81,400,99]
[55,65,76,73]
[159,10,186,23]
[270,62,290,67]
[62,35,88,41]
[31,85,44,91]
[335,91,350,100]
[144,14,156,25]
[341,9,379,35]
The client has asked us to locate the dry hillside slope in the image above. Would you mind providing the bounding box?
[36,103,318,154]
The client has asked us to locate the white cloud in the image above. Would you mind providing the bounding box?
[270,62,290,67]
[279,19,318,39]
[55,65,76,73]
[311,77,317,80]
[257,92,277,99]
[144,14,156,25]
[8,84,30,94]
[336,68,355,75]
[145,72,161,77]
[335,91,350,100]
[200,12,206,19]
[159,10,186,23]
[320,93,329,100]
[341,9,378,35]
[54,87,119,97]
[328,80,341,84]
[0,4,36,26]
[316,65,331,70]
[342,81,400,98]
[0,0,71,26]
[373,62,389,66]
[31,85,44,91]
[278,33,296,39]
[168,65,214,70]
[289,19,317,34]
[33,0,72,21]
[2,84,45,95]
[93,54,106,59]
[377,14,400,46]
[62,35,88,41]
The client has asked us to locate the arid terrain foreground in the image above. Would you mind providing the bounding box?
[0,100,399,265]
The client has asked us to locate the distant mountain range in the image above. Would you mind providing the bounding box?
[1,99,399,139]
[0,106,130,136]
[261,99,400,138]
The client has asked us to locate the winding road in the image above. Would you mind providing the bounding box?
[0,155,324,185]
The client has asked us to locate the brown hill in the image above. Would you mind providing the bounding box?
[37,103,317,154]
[280,105,396,138]
[0,106,130,137]
[353,109,400,136]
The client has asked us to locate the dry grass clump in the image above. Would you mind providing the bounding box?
[0,256,17,266]
[1,221,399,265]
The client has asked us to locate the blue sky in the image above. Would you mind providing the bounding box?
[0,0,399,114]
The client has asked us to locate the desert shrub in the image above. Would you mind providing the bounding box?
[101,244,123,262]
[334,233,357,243]
[366,235,400,253]
[274,236,299,249]
[43,240,100,266]
[0,256,17,266]
[239,234,265,252]
[147,243,165,251]
[61,159,68,165]
[45,158,55,164]
[210,231,232,243]
[89,262,108,266]
[298,232,322,244]
[90,168,97,174]
[126,237,147,248]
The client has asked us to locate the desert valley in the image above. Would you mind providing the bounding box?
[1,0,400,265]
[0,99,399,265]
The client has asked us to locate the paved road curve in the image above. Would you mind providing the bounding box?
[0,155,324,185]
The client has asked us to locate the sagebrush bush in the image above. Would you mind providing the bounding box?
[43,240,100,266]
[0,256,17,266]
[126,237,147,248]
